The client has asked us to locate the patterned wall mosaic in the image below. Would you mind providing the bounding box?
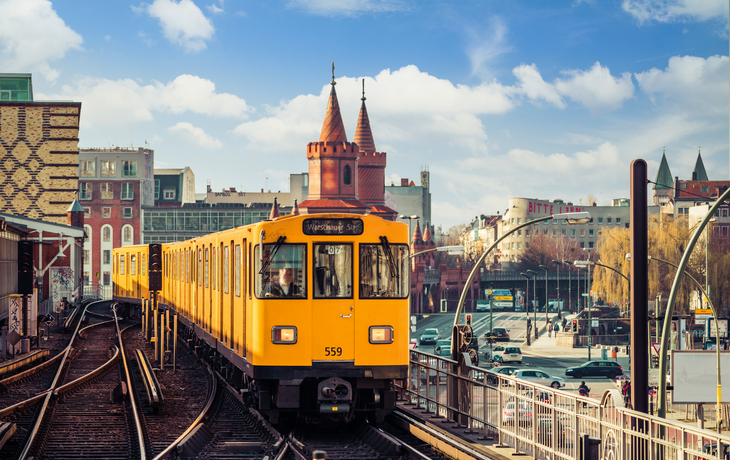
[0,103,81,225]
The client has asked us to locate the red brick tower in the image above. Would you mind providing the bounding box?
[353,79,397,221]
[410,220,425,271]
[300,64,369,215]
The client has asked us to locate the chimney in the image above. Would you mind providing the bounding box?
[674,176,680,199]
[692,171,697,181]
[400,178,408,186]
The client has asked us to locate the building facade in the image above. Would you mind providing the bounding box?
[77,147,154,289]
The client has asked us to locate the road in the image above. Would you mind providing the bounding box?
[412,311,633,400]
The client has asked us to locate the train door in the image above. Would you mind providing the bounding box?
[233,240,246,355]
[221,242,232,345]
[311,243,354,361]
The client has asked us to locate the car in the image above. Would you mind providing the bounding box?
[486,327,510,343]
[468,336,479,352]
[419,328,440,345]
[502,399,533,425]
[512,369,565,389]
[434,339,451,357]
[487,345,506,361]
[565,361,623,379]
[495,346,522,364]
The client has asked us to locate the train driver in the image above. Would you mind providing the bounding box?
[266,266,301,297]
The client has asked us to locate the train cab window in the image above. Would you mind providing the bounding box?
[359,243,409,298]
[255,243,306,298]
[313,244,352,298]
[130,255,136,275]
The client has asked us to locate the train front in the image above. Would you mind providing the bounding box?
[248,214,409,423]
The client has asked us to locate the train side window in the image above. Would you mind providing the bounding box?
[235,244,241,297]
[205,248,209,288]
[198,249,203,286]
[255,243,306,298]
[224,245,230,294]
[130,255,136,275]
[313,243,352,298]
[212,247,217,290]
[120,254,125,275]
[359,243,409,298]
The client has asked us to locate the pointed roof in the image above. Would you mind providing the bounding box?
[653,149,673,189]
[269,197,280,219]
[319,64,347,144]
[422,221,432,243]
[412,220,423,243]
[352,79,375,153]
[693,149,709,181]
[67,199,84,213]
[291,199,300,216]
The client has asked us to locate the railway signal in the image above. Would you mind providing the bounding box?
[18,240,34,294]
[148,243,162,291]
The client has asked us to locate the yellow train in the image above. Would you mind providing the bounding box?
[113,213,409,423]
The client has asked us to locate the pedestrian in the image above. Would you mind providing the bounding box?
[562,317,568,331]
[554,322,560,335]
[548,320,552,338]
[622,381,632,408]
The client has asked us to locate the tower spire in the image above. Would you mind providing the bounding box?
[653,147,673,189]
[353,78,375,153]
[693,146,708,181]
[319,62,347,143]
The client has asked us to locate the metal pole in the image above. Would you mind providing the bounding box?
[587,266,592,360]
[630,159,649,415]
[533,276,537,338]
[555,261,561,319]
[173,313,178,372]
[566,262,571,313]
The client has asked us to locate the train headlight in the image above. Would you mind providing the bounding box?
[369,326,393,344]
[271,326,297,344]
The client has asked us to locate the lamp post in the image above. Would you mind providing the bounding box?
[527,269,539,338]
[520,272,533,344]
[451,212,591,358]
[575,261,594,360]
[563,260,572,313]
[399,214,420,245]
[539,264,550,325]
[552,260,562,319]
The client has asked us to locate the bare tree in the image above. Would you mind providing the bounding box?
[516,234,584,272]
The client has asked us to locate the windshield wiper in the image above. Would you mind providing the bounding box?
[379,236,398,279]
[259,236,286,275]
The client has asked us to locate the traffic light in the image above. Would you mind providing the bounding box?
[651,355,659,368]
[148,243,162,291]
[466,314,472,326]
[18,240,34,294]
[572,320,578,333]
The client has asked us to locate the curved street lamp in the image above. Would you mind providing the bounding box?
[451,212,591,354]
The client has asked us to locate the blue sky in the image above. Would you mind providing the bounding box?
[2,0,728,230]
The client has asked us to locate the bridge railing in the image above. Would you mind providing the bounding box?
[397,349,730,460]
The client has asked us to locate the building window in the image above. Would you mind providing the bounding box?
[343,165,351,185]
[103,250,111,265]
[517,218,521,224]
[164,189,176,200]
[511,218,514,224]
[701,186,710,193]
[517,230,521,236]
[552,230,556,237]
[580,242,585,248]
[571,229,576,237]
[102,207,111,218]
[580,229,585,237]
[723,209,728,218]
[589,218,594,224]
[607,217,612,224]
[543,220,548,225]
[517,242,522,249]
[597,217,603,224]
[123,226,132,243]
[589,241,594,249]
[561,229,566,235]
[155,179,160,200]
[616,217,621,224]
[589,229,594,237]
[79,183,92,200]
[103,226,111,242]
[121,183,134,200]
[124,207,133,218]
[83,207,90,218]
[101,183,113,199]
[122,160,137,177]
[103,272,111,286]
[681,182,687,189]
[553,220,558,225]
[100,161,115,176]
[79,160,95,177]
[525,229,530,236]
[83,249,89,264]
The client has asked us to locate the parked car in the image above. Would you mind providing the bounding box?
[486,365,522,385]
[488,345,506,361]
[419,328,440,345]
[503,399,533,425]
[434,339,451,357]
[565,361,623,379]
[486,327,510,343]
[494,346,523,364]
[512,369,565,389]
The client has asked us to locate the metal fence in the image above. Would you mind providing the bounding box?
[82,282,113,301]
[397,349,730,459]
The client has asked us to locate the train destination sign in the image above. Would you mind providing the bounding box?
[303,218,364,235]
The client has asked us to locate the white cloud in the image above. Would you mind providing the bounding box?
[234,65,514,154]
[622,0,728,24]
[37,74,250,127]
[167,122,222,149]
[466,17,512,80]
[635,55,729,115]
[513,64,565,108]
[0,0,82,82]
[136,0,215,51]
[206,3,223,14]
[287,0,408,17]
[554,62,635,113]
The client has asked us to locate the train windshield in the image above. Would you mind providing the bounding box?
[255,244,307,298]
[313,244,353,298]
[359,243,409,298]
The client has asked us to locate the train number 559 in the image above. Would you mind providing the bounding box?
[324,347,343,356]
